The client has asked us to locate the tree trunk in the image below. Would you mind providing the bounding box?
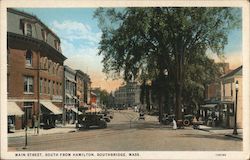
[146,85,150,111]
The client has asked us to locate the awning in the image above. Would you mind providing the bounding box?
[66,77,76,83]
[41,101,62,115]
[71,108,83,115]
[66,93,72,98]
[86,107,102,113]
[200,104,217,108]
[8,102,24,116]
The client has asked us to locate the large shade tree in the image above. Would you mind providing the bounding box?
[94,7,240,120]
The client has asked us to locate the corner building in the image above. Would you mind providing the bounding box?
[7,9,66,129]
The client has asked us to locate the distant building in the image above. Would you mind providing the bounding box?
[64,65,77,123]
[114,82,141,108]
[75,70,91,107]
[7,8,66,130]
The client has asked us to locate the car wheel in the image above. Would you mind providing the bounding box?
[183,119,190,126]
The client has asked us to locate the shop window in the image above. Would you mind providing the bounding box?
[24,102,33,119]
[25,50,32,67]
[24,76,33,93]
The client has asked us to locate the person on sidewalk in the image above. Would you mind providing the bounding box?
[33,115,38,135]
[173,119,177,130]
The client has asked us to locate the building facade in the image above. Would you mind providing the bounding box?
[220,65,242,128]
[7,8,66,130]
[200,65,242,128]
[114,82,141,108]
[75,70,91,107]
[64,65,77,123]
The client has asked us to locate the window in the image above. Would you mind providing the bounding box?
[25,23,32,37]
[48,80,50,94]
[24,76,33,93]
[44,79,47,94]
[52,81,55,95]
[41,29,47,42]
[25,50,32,67]
[24,102,33,119]
[40,78,43,93]
[54,40,60,51]
[56,82,59,95]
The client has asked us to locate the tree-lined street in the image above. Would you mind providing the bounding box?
[8,110,242,151]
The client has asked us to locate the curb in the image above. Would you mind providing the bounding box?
[8,129,77,138]
[225,134,243,140]
[197,128,210,132]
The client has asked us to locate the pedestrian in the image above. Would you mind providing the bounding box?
[173,119,177,130]
[33,115,38,135]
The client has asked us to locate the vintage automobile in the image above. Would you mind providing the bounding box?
[138,112,145,120]
[78,114,107,129]
[162,114,175,125]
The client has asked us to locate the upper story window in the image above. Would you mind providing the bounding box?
[25,50,32,67]
[25,23,32,37]
[42,29,47,42]
[54,40,60,51]
[24,76,34,93]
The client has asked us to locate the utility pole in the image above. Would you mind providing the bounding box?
[27,51,47,135]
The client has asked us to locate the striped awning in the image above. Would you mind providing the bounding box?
[71,108,83,115]
[41,101,62,115]
[8,102,24,116]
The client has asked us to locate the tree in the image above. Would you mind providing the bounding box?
[94,7,240,120]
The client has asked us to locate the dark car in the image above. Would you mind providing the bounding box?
[78,114,107,129]
[162,114,175,125]
[183,114,194,126]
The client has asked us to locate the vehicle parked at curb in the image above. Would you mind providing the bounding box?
[162,114,175,125]
[78,114,107,129]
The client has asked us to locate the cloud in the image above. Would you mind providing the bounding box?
[50,19,122,92]
[51,20,101,43]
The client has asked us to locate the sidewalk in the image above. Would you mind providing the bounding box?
[198,125,243,140]
[8,124,77,138]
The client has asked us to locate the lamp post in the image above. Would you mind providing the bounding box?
[233,80,239,135]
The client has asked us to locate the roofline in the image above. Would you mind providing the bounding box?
[220,65,242,79]
[7,8,61,42]
[8,32,67,61]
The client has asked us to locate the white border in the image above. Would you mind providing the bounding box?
[1,0,249,160]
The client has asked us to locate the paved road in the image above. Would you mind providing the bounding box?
[8,110,242,151]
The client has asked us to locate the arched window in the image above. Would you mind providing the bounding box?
[25,50,32,67]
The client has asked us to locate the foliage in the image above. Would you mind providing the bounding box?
[94,7,241,118]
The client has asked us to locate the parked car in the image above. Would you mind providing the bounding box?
[162,114,175,125]
[78,114,107,129]
[183,114,194,126]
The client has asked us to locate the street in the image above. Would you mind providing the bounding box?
[8,110,242,151]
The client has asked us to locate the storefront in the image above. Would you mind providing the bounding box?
[40,101,63,129]
[7,101,24,131]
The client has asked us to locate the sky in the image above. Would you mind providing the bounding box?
[17,8,242,92]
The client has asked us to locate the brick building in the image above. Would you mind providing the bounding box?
[7,8,66,130]
[75,70,91,107]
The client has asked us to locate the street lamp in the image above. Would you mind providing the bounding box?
[233,80,239,135]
